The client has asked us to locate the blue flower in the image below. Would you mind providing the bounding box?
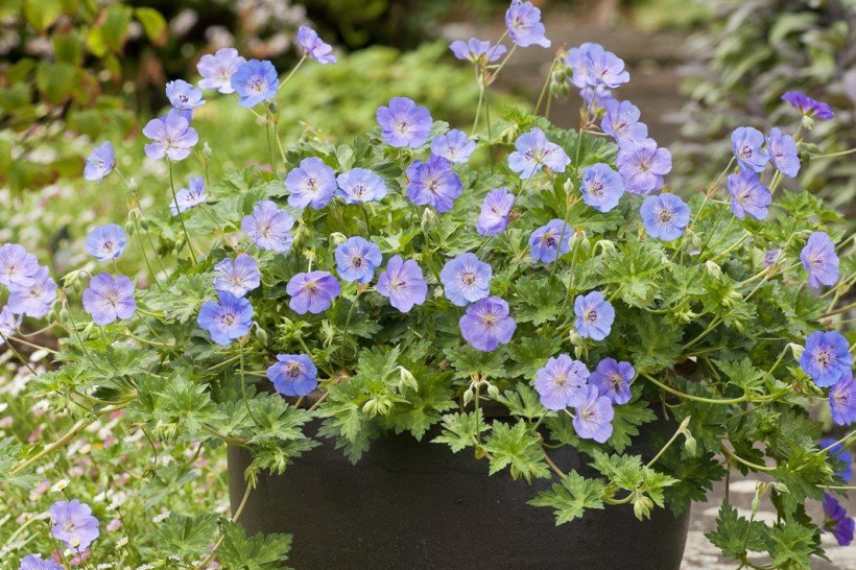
[285,157,337,210]
[376,255,428,313]
[800,232,839,289]
[617,138,671,194]
[50,500,99,552]
[529,219,572,264]
[431,129,476,164]
[449,38,507,64]
[459,296,516,352]
[573,385,615,443]
[829,372,856,427]
[241,200,295,253]
[820,437,853,482]
[19,554,63,570]
[84,142,115,182]
[822,493,854,546]
[287,271,340,315]
[590,358,636,405]
[165,79,204,120]
[476,188,515,236]
[727,169,771,221]
[82,273,136,326]
[581,163,625,213]
[767,127,800,178]
[85,224,127,261]
[197,291,253,346]
[507,128,570,179]
[505,1,550,48]
[601,99,647,144]
[214,254,260,297]
[376,96,432,148]
[0,244,40,289]
[731,127,769,174]
[296,25,336,64]
[440,253,492,307]
[336,168,388,204]
[0,305,21,344]
[170,176,207,215]
[764,248,782,268]
[574,291,615,341]
[640,193,690,242]
[231,59,278,107]
[142,109,198,161]
[405,155,462,213]
[267,354,318,396]
[7,266,56,318]
[197,47,246,94]
[800,331,852,388]
[534,353,590,410]
[567,42,629,93]
[782,91,834,121]
[335,237,382,284]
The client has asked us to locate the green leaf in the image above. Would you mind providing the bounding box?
[765,522,819,570]
[445,345,507,380]
[36,62,77,104]
[219,522,292,569]
[495,384,546,421]
[607,398,656,453]
[135,7,167,44]
[528,470,606,524]
[706,504,767,560]
[25,0,63,31]
[433,410,487,453]
[101,4,132,52]
[483,420,550,482]
[154,514,219,559]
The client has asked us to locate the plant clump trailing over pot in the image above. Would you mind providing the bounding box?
[2,2,855,568]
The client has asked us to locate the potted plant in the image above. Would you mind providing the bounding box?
[4,2,854,569]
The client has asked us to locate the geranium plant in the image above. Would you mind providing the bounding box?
[2,2,855,568]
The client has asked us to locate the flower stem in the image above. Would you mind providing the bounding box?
[642,373,748,405]
[646,417,690,468]
[810,147,856,159]
[167,159,198,265]
[472,78,486,135]
[9,402,126,476]
[278,55,306,92]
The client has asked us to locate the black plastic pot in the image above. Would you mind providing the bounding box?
[228,420,689,570]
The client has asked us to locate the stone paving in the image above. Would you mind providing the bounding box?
[682,477,856,569]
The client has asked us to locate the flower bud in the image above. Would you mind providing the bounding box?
[595,239,617,256]
[704,260,722,279]
[399,366,418,390]
[486,383,500,399]
[789,343,805,360]
[633,495,654,521]
[329,232,348,245]
[421,207,438,230]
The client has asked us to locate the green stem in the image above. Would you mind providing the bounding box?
[472,78,486,135]
[721,445,776,472]
[646,417,689,468]
[0,331,39,375]
[168,159,198,265]
[9,403,126,476]
[277,55,306,92]
[642,373,748,405]
[810,147,856,159]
